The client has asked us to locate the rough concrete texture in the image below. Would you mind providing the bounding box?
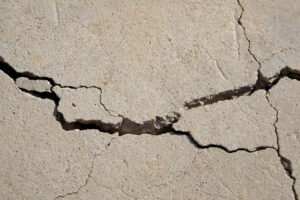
[268,78,300,196]
[239,0,300,79]
[174,90,277,151]
[64,136,293,200]
[53,86,121,125]
[0,0,259,122]
[0,0,300,199]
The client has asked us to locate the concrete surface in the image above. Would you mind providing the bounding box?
[0,0,299,199]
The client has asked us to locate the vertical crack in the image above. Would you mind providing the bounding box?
[265,95,298,200]
[236,0,268,90]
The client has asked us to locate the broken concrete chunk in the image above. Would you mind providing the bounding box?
[174,90,277,151]
[0,0,258,122]
[239,0,300,79]
[268,78,300,195]
[0,71,113,200]
[65,134,293,200]
[16,77,52,93]
[52,86,121,125]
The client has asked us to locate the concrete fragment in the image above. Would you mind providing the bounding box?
[16,77,52,93]
[174,90,277,151]
[65,134,293,200]
[0,71,113,200]
[0,0,259,122]
[268,78,300,195]
[52,86,121,125]
[239,0,300,78]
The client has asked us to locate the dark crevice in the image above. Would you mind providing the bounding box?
[53,109,116,133]
[169,128,275,153]
[185,85,252,109]
[119,113,180,136]
[0,56,56,84]
[19,88,60,104]
[185,66,300,109]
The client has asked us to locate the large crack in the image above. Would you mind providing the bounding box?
[1,58,300,154]
[184,66,300,109]
[0,57,180,135]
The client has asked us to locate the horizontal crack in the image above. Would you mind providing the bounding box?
[1,57,300,155]
[169,128,275,153]
[185,66,300,110]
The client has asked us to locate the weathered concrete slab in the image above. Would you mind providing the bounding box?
[268,78,300,195]
[174,90,277,151]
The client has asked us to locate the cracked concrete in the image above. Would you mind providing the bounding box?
[0,0,300,199]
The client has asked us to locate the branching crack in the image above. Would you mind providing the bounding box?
[54,138,115,199]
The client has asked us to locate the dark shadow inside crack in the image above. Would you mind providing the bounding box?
[185,66,300,110]
[0,56,56,85]
[53,108,117,133]
[19,88,60,104]
[185,85,253,109]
